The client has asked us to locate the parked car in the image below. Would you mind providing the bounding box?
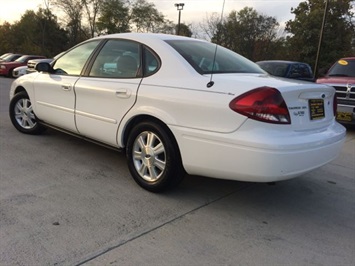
[0,55,45,77]
[317,57,355,125]
[0,53,13,60]
[0,53,22,63]
[27,58,55,74]
[12,65,28,78]
[256,60,315,82]
[9,33,345,192]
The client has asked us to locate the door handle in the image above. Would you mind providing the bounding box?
[62,84,71,91]
[115,89,131,98]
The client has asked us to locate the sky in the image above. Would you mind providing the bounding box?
[0,0,305,28]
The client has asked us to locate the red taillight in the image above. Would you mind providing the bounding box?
[229,87,291,124]
[333,94,338,117]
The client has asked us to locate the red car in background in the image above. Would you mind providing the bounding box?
[317,57,355,125]
[0,53,22,63]
[0,55,45,77]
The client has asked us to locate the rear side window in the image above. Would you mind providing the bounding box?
[165,40,264,75]
[143,47,160,77]
[53,40,100,75]
[327,59,355,77]
[89,39,140,78]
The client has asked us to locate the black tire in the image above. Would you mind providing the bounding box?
[126,121,184,192]
[8,68,14,78]
[9,91,46,135]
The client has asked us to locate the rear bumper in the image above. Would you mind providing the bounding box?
[172,120,346,182]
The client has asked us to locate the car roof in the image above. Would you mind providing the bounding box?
[256,60,309,65]
[19,55,45,57]
[91,32,205,43]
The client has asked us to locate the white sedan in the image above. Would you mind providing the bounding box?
[12,65,27,78]
[9,33,346,192]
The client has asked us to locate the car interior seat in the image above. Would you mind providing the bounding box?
[116,55,138,78]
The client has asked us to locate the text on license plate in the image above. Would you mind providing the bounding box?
[336,111,352,122]
[309,99,325,120]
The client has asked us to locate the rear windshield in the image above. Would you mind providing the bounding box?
[327,59,355,78]
[165,40,264,75]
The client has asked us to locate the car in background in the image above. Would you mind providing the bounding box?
[0,55,45,77]
[9,33,345,192]
[12,65,28,78]
[317,57,355,125]
[0,53,13,60]
[256,60,314,82]
[26,58,54,74]
[0,53,22,63]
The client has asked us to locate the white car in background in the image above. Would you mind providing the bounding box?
[12,65,27,78]
[9,33,346,192]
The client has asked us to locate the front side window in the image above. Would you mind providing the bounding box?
[166,40,264,75]
[89,39,140,78]
[53,40,100,75]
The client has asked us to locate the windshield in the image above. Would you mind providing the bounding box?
[327,59,355,78]
[165,40,264,75]
[15,56,28,63]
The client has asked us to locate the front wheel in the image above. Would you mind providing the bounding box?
[9,91,46,134]
[126,121,184,192]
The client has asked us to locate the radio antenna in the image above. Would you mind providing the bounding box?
[207,0,226,88]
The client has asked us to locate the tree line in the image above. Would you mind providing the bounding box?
[0,0,354,76]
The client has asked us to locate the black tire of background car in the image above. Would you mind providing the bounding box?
[9,91,46,135]
[126,121,184,192]
[8,68,14,78]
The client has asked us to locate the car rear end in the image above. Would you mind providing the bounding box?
[171,75,346,182]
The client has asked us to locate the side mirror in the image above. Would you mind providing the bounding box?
[35,62,53,73]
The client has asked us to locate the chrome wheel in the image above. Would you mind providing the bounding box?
[9,91,45,135]
[14,98,37,129]
[126,121,184,192]
[132,131,166,182]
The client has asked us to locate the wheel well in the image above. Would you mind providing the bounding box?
[14,86,27,95]
[123,114,185,174]
[123,115,177,148]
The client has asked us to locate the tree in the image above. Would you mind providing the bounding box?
[286,0,355,74]
[52,0,89,45]
[199,12,221,40]
[0,9,68,57]
[82,0,102,37]
[96,0,130,34]
[175,23,192,37]
[0,22,19,55]
[212,7,280,61]
[130,0,168,33]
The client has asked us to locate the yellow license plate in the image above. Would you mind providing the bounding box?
[309,99,325,120]
[336,111,352,122]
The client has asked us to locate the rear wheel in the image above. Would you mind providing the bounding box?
[9,91,46,134]
[126,121,184,192]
